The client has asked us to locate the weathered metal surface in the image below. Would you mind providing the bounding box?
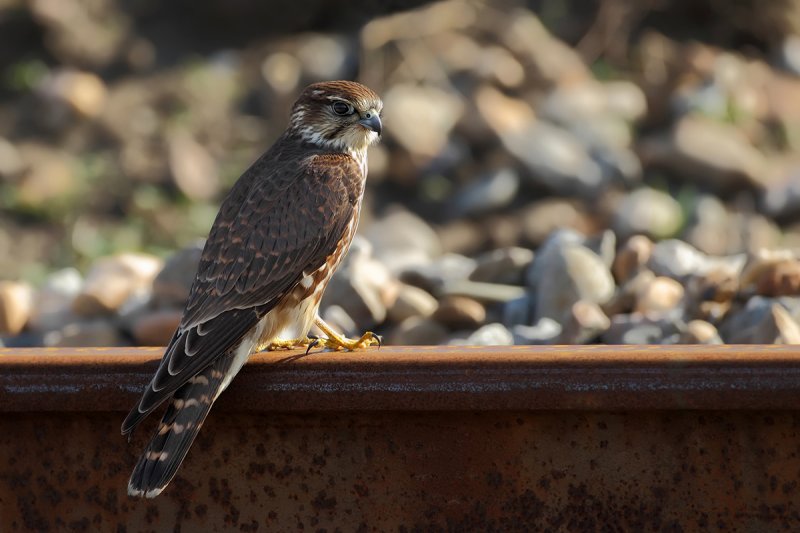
[2,345,800,411]
[1,346,799,530]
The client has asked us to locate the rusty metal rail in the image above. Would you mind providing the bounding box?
[1,345,799,530]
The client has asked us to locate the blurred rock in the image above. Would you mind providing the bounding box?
[470,247,534,285]
[613,188,683,240]
[557,301,610,344]
[502,120,605,197]
[168,131,220,201]
[465,323,514,346]
[613,235,654,284]
[635,276,685,315]
[603,314,679,344]
[37,69,107,119]
[449,168,519,218]
[740,250,800,297]
[16,143,77,211]
[683,195,732,256]
[432,295,486,329]
[0,281,33,335]
[678,320,723,344]
[780,34,800,76]
[400,254,476,295]
[720,297,800,343]
[383,84,463,159]
[30,0,130,67]
[44,319,125,347]
[525,229,586,286]
[72,253,163,316]
[294,33,353,81]
[0,138,24,179]
[520,199,593,247]
[604,270,656,317]
[320,305,357,338]
[501,8,590,85]
[387,316,448,346]
[512,318,562,345]
[131,309,182,346]
[363,209,441,273]
[639,115,770,190]
[321,237,399,328]
[502,294,534,327]
[763,171,800,222]
[387,284,438,322]
[262,52,302,95]
[647,239,709,279]
[441,280,526,304]
[529,236,615,322]
[152,241,204,307]
[29,267,82,332]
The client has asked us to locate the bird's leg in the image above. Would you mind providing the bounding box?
[258,337,316,351]
[312,316,380,351]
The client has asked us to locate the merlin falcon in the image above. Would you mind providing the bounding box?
[122,80,383,498]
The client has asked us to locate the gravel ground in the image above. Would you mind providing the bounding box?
[3,0,800,347]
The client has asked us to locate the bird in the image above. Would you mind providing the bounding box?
[122,80,383,498]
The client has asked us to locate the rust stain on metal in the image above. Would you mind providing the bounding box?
[0,346,799,530]
[2,345,800,411]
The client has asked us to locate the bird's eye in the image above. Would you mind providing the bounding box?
[331,101,353,116]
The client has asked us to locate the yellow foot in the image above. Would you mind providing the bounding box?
[309,331,381,352]
[312,317,381,352]
[258,337,315,352]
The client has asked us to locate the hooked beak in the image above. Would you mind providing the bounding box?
[359,112,382,136]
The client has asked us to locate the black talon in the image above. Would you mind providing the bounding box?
[305,338,321,355]
[371,332,382,348]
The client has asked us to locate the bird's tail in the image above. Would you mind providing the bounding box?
[127,355,233,498]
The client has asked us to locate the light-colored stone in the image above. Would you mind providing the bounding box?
[531,239,616,322]
[678,320,723,344]
[363,209,442,270]
[73,253,163,316]
[465,323,514,345]
[168,131,220,201]
[0,137,24,179]
[635,276,685,315]
[512,318,562,345]
[38,69,108,118]
[387,284,438,323]
[400,254,476,295]
[639,115,770,190]
[470,247,534,285]
[520,199,592,247]
[0,281,34,335]
[321,238,399,328]
[383,84,463,159]
[449,168,519,217]
[557,301,611,344]
[613,235,654,284]
[441,280,526,304]
[613,188,683,240]
[29,268,83,332]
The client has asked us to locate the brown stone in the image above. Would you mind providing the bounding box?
[432,296,486,329]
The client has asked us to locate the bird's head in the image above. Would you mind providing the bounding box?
[288,81,383,155]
